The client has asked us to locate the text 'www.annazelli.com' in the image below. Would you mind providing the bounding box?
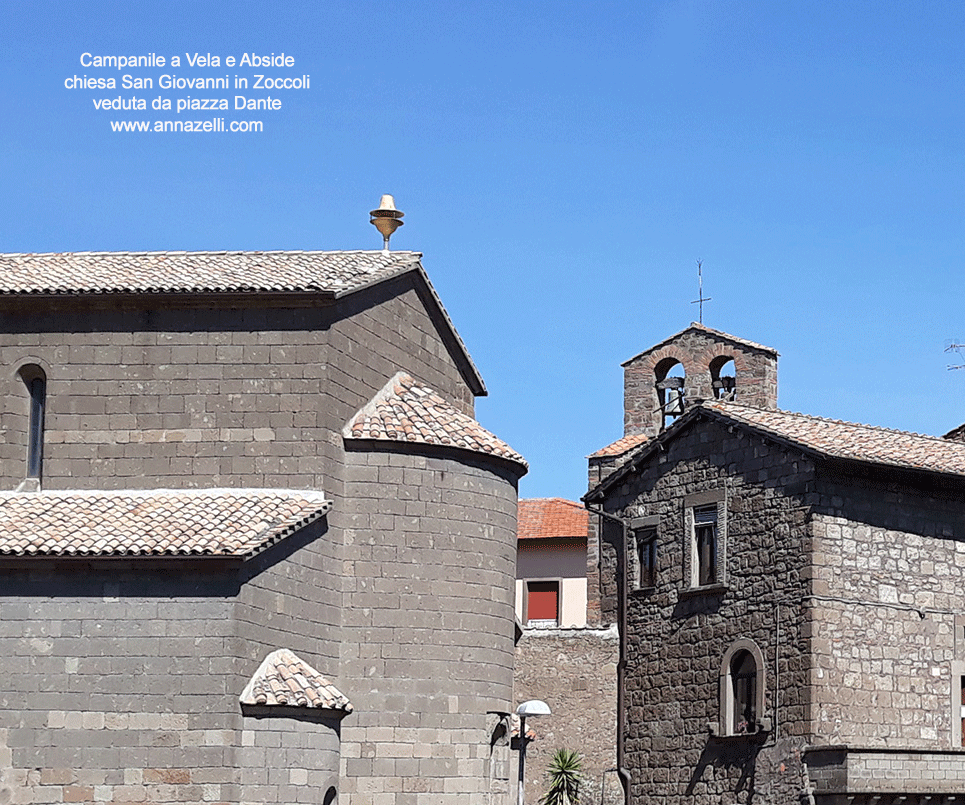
[110,118,262,133]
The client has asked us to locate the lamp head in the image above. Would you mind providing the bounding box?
[516,700,551,718]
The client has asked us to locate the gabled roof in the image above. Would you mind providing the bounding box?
[0,250,486,396]
[344,372,527,472]
[587,400,965,501]
[0,249,416,296]
[621,322,778,367]
[587,433,650,459]
[518,498,588,541]
[240,649,352,712]
[0,489,331,557]
[704,401,965,476]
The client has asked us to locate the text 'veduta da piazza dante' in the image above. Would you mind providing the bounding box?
[65,52,308,133]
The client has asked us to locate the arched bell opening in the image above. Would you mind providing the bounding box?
[654,358,686,430]
[710,356,736,401]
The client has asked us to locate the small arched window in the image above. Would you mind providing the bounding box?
[719,639,766,736]
[18,365,46,485]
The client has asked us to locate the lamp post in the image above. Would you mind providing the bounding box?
[516,699,551,805]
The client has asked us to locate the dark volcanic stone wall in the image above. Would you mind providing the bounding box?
[600,417,815,805]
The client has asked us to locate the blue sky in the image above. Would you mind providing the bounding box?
[4,1,965,501]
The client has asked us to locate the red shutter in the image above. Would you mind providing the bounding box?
[527,582,559,621]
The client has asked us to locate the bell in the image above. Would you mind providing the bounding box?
[370,194,405,251]
[665,388,685,415]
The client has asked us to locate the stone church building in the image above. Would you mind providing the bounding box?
[586,323,965,804]
[0,249,527,805]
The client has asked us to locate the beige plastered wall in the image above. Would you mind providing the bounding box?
[515,540,587,628]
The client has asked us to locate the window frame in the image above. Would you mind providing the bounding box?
[683,489,727,590]
[523,578,561,627]
[630,515,660,592]
[719,638,766,737]
[16,364,47,490]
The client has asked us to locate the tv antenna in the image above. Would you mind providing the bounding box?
[945,341,965,370]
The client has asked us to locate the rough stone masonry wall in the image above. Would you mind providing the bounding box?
[601,419,815,805]
[622,330,777,439]
[339,445,520,805]
[514,626,620,805]
[808,468,965,750]
[0,279,471,493]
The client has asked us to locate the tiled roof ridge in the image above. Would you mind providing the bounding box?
[1,486,331,500]
[344,371,527,470]
[587,432,650,459]
[0,248,422,258]
[706,400,953,444]
[521,496,583,506]
[239,649,353,712]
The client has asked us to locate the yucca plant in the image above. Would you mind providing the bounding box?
[540,748,583,805]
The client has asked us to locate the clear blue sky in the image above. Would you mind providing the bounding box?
[4,2,965,501]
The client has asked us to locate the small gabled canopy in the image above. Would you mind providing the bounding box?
[586,400,965,502]
[240,649,352,712]
[621,322,778,368]
[344,372,528,474]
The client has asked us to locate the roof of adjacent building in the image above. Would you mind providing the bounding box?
[344,372,527,471]
[621,322,778,366]
[587,400,965,500]
[0,489,331,557]
[239,649,352,712]
[518,498,588,541]
[0,250,486,396]
[587,432,650,459]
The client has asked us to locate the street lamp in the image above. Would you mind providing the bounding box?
[516,699,551,805]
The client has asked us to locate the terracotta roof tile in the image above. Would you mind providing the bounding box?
[705,401,965,477]
[0,250,420,296]
[240,649,352,712]
[518,498,588,541]
[344,372,527,469]
[588,433,650,459]
[0,489,331,557]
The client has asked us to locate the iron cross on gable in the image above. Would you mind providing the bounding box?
[691,259,711,324]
